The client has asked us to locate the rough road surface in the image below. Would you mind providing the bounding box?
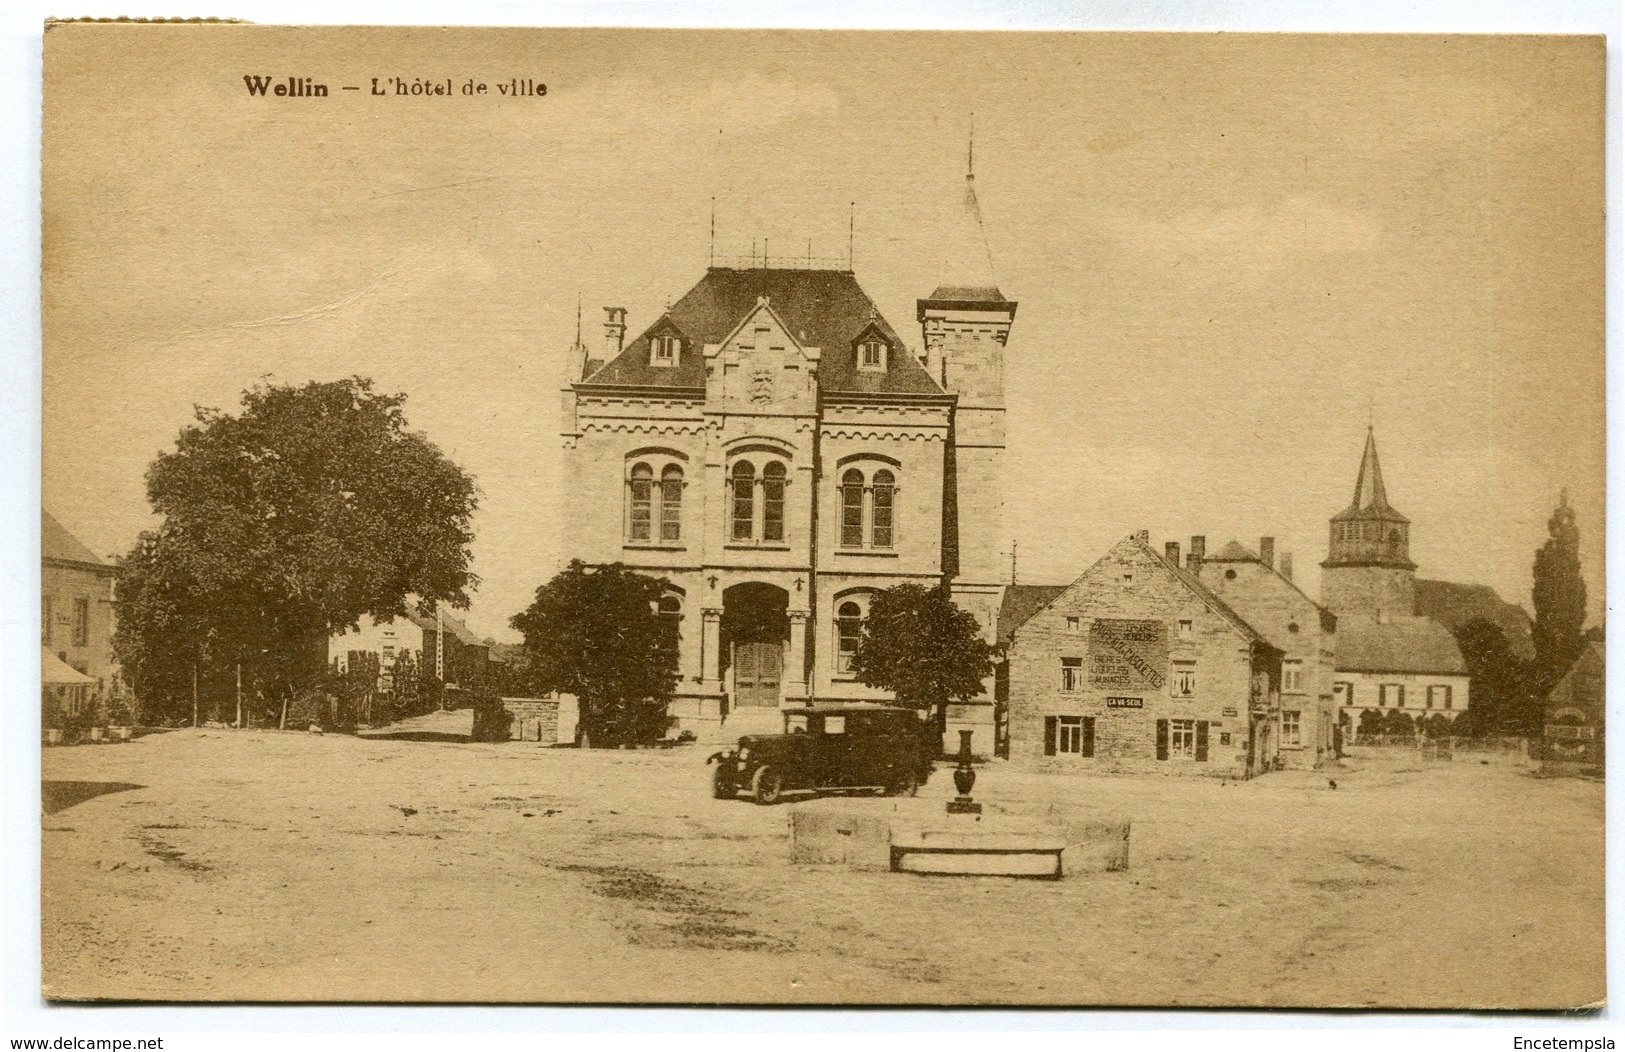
[40,714,1604,1006]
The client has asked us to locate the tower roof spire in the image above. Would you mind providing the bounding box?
[928,114,1004,302]
[1332,427,1408,524]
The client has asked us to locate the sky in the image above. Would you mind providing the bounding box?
[42,26,1606,642]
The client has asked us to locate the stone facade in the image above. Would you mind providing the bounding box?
[1006,534,1283,779]
[42,510,118,711]
[1194,537,1338,768]
[560,265,1014,750]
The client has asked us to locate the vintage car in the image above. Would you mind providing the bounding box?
[707,703,936,804]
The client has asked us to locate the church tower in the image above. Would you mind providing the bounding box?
[1321,428,1416,620]
[918,126,1016,637]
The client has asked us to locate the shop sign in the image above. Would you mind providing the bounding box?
[1105,696,1143,709]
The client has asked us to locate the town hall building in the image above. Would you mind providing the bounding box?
[558,234,1013,746]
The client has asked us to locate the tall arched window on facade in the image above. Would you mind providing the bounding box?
[835,600,864,673]
[762,462,787,542]
[731,461,756,541]
[660,465,683,542]
[840,469,865,548]
[870,469,895,549]
[628,462,654,542]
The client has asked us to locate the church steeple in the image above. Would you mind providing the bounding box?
[1350,427,1392,513]
[1321,428,1417,620]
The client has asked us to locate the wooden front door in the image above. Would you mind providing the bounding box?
[733,642,782,708]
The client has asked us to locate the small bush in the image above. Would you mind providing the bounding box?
[469,689,512,743]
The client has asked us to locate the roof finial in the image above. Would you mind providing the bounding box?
[709,197,716,268]
[848,201,855,271]
[574,291,582,345]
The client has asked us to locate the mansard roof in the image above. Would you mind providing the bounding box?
[582,267,945,397]
[1332,428,1410,524]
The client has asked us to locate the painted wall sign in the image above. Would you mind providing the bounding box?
[1090,618,1167,690]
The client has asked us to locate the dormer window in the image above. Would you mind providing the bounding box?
[651,335,679,367]
[858,339,886,372]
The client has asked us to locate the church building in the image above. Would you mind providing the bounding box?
[1321,429,1471,739]
[558,171,1012,746]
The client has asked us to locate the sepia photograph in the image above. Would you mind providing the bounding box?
[35,21,1606,1009]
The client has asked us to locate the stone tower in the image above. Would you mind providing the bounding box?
[1321,428,1416,620]
[918,129,1015,637]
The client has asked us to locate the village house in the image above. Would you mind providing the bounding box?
[557,163,1013,748]
[1320,430,1471,739]
[1004,532,1283,778]
[42,510,119,713]
[1534,640,1604,775]
[1193,535,1338,767]
[328,605,493,696]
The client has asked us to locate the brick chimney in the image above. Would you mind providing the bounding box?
[1280,552,1293,581]
[1188,535,1206,574]
[603,306,627,360]
[1259,536,1276,569]
[1165,541,1182,567]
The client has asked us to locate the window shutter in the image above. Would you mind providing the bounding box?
[1082,717,1095,758]
[1156,719,1169,760]
[1044,717,1057,756]
[1196,720,1209,762]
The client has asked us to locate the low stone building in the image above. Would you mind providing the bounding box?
[1005,532,1283,778]
[41,510,119,713]
[328,604,493,696]
[1333,617,1470,741]
[1534,641,1603,775]
[1193,535,1339,768]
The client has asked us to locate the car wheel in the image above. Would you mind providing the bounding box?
[712,765,737,800]
[888,770,920,797]
[751,765,785,805]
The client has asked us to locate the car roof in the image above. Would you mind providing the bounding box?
[788,703,917,716]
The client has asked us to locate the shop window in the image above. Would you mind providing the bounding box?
[1282,709,1302,746]
[1060,657,1083,693]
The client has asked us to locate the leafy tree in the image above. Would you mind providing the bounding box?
[1356,708,1385,740]
[1532,489,1587,688]
[1378,709,1416,738]
[851,584,995,744]
[509,561,678,748]
[114,378,477,718]
[1453,617,1539,737]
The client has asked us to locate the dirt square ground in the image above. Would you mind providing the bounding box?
[39,714,1604,1007]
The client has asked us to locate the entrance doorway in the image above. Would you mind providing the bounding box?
[721,582,790,710]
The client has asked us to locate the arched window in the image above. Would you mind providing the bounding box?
[762,462,786,542]
[870,469,895,548]
[660,465,683,542]
[840,469,865,548]
[628,462,653,542]
[730,461,756,541]
[835,599,865,673]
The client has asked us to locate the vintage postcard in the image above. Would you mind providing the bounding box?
[40,23,1605,1006]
